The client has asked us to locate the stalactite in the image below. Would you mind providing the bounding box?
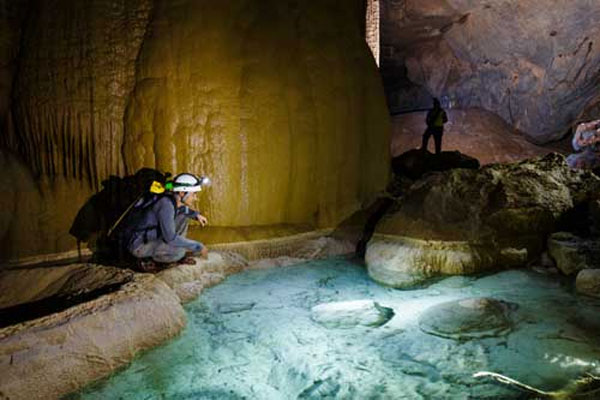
[6,0,152,188]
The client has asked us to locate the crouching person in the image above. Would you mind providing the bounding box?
[123,173,209,271]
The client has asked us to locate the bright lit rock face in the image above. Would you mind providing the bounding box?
[381,0,600,142]
[0,0,390,261]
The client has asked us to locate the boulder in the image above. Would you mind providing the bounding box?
[366,235,498,288]
[310,300,394,329]
[576,269,600,298]
[547,232,600,275]
[418,297,514,340]
[367,153,600,287]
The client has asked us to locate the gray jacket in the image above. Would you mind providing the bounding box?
[127,195,203,252]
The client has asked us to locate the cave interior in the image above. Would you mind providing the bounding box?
[1,1,600,399]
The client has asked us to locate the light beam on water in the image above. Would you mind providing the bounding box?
[73,258,600,399]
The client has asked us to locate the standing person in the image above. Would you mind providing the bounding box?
[421,98,448,154]
[122,173,210,270]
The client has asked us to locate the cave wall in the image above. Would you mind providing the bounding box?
[0,0,390,262]
[381,0,600,143]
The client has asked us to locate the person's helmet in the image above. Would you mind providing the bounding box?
[171,173,210,192]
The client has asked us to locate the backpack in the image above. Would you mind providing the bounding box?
[111,193,177,249]
[69,168,171,263]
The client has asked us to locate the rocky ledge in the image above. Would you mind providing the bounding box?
[0,231,353,400]
[367,153,600,288]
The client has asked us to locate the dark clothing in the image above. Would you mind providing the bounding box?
[422,107,448,154]
[125,195,204,263]
[422,127,444,155]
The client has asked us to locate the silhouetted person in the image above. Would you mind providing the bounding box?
[421,98,448,154]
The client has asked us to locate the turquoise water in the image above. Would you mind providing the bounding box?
[74,258,600,399]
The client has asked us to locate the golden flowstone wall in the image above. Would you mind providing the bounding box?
[1,0,390,261]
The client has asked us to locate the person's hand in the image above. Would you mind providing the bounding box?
[196,214,208,227]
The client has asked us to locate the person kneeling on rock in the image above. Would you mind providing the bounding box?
[121,173,210,271]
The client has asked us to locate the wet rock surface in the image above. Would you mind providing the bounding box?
[0,272,186,400]
[368,153,600,287]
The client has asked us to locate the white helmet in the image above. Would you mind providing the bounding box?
[172,173,210,192]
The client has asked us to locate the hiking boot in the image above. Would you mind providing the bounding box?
[136,259,159,273]
[177,256,197,265]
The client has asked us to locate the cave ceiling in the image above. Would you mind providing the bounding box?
[380,0,600,143]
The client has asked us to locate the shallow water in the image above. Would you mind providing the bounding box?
[75,258,600,399]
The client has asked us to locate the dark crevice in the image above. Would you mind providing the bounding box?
[0,276,132,329]
[356,197,394,258]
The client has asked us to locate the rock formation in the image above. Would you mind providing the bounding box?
[366,153,600,288]
[0,266,186,400]
[381,0,600,142]
[419,297,513,340]
[0,0,390,262]
[0,231,355,399]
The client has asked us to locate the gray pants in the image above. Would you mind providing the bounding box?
[131,215,189,263]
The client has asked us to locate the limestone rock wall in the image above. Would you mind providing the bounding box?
[0,0,390,262]
[382,0,600,142]
[8,0,152,184]
[0,1,28,150]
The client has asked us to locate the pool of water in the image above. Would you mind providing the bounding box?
[74,258,600,399]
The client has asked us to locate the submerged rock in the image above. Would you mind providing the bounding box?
[367,153,600,288]
[310,300,394,329]
[419,297,513,340]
